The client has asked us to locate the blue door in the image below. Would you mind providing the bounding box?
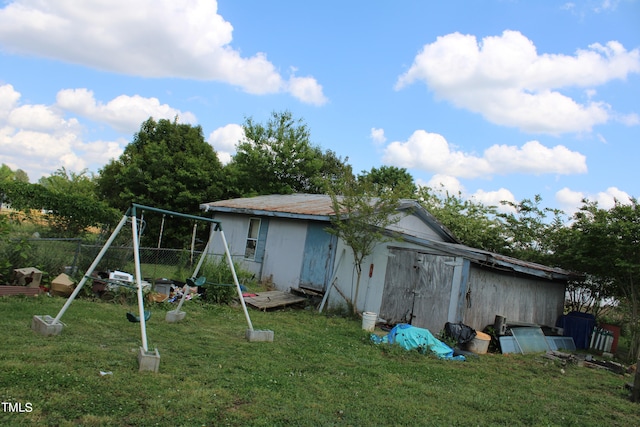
[299,222,335,291]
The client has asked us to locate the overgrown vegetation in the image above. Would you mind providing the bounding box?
[2,296,639,426]
[2,110,640,397]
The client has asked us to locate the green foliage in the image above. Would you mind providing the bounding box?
[38,167,98,199]
[96,117,225,247]
[0,163,29,183]
[226,110,350,197]
[0,180,119,237]
[2,297,640,426]
[417,187,507,252]
[328,174,403,313]
[359,165,417,199]
[498,195,568,264]
[556,198,640,362]
[198,256,254,304]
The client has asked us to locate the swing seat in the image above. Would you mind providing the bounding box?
[186,276,207,288]
[126,311,151,323]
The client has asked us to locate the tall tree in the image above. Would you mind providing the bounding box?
[327,174,403,314]
[417,187,507,253]
[96,117,225,247]
[226,110,350,197]
[39,167,97,199]
[0,180,119,237]
[498,195,567,264]
[359,166,417,199]
[0,164,29,209]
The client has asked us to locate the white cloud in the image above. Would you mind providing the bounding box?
[56,88,196,133]
[0,0,326,104]
[0,84,21,118]
[370,128,386,145]
[207,124,244,165]
[471,188,517,212]
[288,75,328,106]
[0,83,125,181]
[556,186,632,214]
[396,30,640,134]
[417,175,516,213]
[383,130,587,178]
[420,174,464,196]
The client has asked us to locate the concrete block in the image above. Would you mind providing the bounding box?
[137,347,160,373]
[245,329,274,342]
[31,315,64,336]
[165,310,186,323]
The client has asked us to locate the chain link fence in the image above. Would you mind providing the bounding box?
[2,237,249,286]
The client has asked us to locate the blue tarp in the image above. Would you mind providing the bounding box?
[371,324,465,361]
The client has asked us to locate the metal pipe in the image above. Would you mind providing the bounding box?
[131,207,149,352]
[220,230,253,331]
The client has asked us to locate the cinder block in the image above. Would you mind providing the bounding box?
[165,310,186,323]
[31,315,64,336]
[245,329,274,342]
[137,347,160,373]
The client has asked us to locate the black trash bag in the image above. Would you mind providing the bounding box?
[444,322,477,345]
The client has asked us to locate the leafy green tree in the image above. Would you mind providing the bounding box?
[39,167,97,199]
[0,164,29,183]
[359,166,417,199]
[0,164,29,209]
[327,174,403,314]
[498,195,567,264]
[226,111,350,197]
[556,200,640,356]
[0,180,119,237]
[417,187,507,253]
[96,117,225,247]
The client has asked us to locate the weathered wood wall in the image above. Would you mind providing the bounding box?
[461,266,565,331]
[379,248,455,333]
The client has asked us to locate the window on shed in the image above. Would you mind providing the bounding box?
[244,218,261,259]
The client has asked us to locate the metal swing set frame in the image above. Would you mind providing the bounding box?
[32,203,271,373]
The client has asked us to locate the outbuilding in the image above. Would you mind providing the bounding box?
[200,193,577,333]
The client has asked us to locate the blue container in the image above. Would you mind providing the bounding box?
[556,311,596,349]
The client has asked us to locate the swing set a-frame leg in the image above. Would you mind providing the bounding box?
[31,214,130,336]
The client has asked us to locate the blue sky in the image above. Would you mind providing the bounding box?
[0,0,638,215]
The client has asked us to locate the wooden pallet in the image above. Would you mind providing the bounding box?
[243,291,307,310]
[0,286,42,297]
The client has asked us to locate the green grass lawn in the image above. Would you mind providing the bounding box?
[1,295,638,426]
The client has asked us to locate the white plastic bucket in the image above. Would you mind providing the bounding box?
[362,311,377,332]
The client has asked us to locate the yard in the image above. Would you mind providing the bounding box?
[1,294,639,426]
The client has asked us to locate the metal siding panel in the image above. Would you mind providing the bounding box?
[260,219,307,290]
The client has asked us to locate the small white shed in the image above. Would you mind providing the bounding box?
[200,194,577,332]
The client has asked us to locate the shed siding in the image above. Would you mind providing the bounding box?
[379,248,456,333]
[387,214,445,242]
[260,218,307,290]
[462,266,565,331]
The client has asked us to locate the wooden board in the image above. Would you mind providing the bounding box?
[243,291,307,310]
[0,286,41,297]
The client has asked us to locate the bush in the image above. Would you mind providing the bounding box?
[197,257,254,305]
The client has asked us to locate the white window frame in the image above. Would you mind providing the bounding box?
[244,218,261,260]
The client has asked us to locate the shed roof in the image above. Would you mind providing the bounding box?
[201,194,338,217]
[389,238,582,282]
[200,193,459,242]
